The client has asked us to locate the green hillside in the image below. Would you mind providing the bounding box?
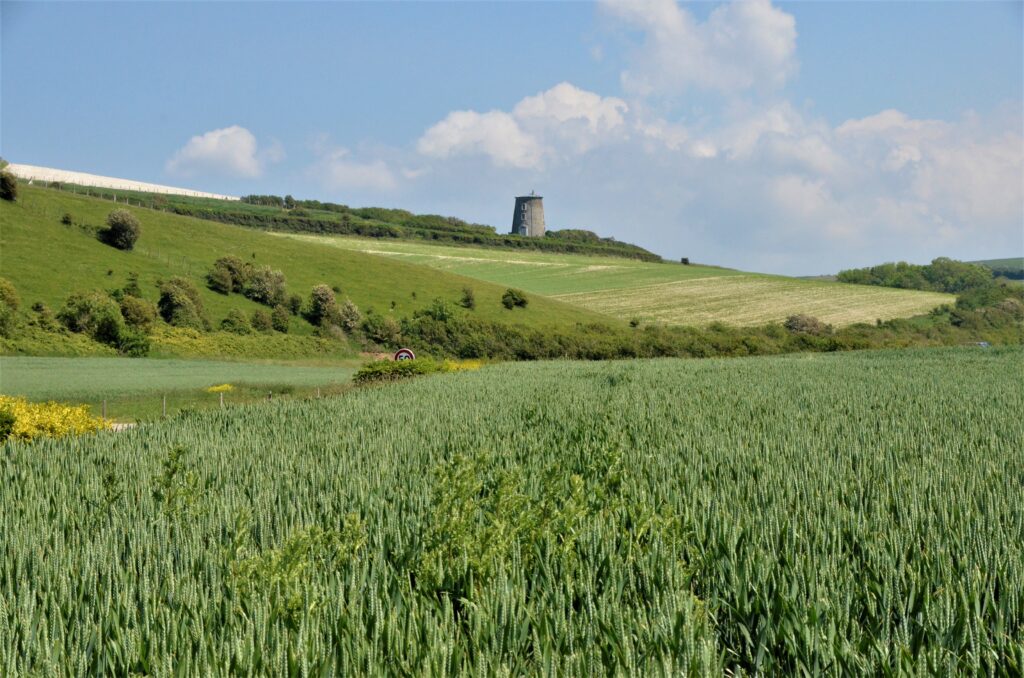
[0,184,615,356]
[972,257,1024,280]
[280,234,955,327]
[25,182,662,261]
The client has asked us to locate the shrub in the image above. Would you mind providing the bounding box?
[243,266,287,306]
[306,284,340,327]
[0,278,19,311]
[0,170,16,202]
[61,213,73,226]
[101,209,140,250]
[29,302,58,332]
[339,299,362,333]
[220,309,253,334]
[0,278,19,338]
[117,330,151,357]
[0,310,13,338]
[206,265,233,295]
[784,314,830,336]
[287,294,303,316]
[271,305,291,333]
[362,313,402,346]
[158,277,209,331]
[251,309,273,333]
[0,395,109,441]
[203,256,251,297]
[57,291,126,346]
[0,408,14,442]
[353,358,444,385]
[460,287,476,310]
[501,288,529,309]
[122,272,143,298]
[119,295,158,332]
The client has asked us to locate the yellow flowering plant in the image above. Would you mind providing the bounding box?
[0,395,110,442]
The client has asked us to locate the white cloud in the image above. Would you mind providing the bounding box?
[166,125,270,178]
[417,83,628,168]
[601,0,798,95]
[312,147,397,192]
[417,110,545,169]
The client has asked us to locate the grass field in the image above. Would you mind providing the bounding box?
[0,186,612,342]
[282,234,954,326]
[2,346,1020,674]
[0,356,357,420]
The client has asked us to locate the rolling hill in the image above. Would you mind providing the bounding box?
[0,185,616,357]
[277,234,955,327]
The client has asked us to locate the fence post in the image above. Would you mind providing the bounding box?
[220,392,224,409]
[162,395,167,418]
[102,399,107,419]
[317,387,321,399]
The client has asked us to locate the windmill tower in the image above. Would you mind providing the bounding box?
[510,191,546,237]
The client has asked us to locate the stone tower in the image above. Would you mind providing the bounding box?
[511,192,546,237]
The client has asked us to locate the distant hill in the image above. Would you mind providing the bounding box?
[971,258,1024,280]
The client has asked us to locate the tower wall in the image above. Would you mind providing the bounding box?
[511,195,546,237]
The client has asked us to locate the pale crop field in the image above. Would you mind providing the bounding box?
[557,275,956,326]
[2,346,1021,675]
[279,234,953,326]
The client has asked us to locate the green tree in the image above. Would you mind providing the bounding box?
[101,209,141,250]
[119,296,158,332]
[0,278,20,337]
[158,277,209,331]
[220,309,253,334]
[57,291,126,346]
[251,309,273,333]
[0,169,17,202]
[501,288,528,309]
[271,304,291,333]
[460,286,476,310]
[306,284,340,327]
[339,299,362,333]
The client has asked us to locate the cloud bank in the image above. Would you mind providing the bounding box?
[404,1,1021,273]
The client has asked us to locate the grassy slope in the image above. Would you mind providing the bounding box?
[0,186,614,340]
[280,234,954,327]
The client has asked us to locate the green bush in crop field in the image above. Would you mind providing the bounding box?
[1,346,1021,675]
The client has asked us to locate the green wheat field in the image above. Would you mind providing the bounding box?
[2,346,1020,675]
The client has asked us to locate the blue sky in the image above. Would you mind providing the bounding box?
[3,1,1021,274]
